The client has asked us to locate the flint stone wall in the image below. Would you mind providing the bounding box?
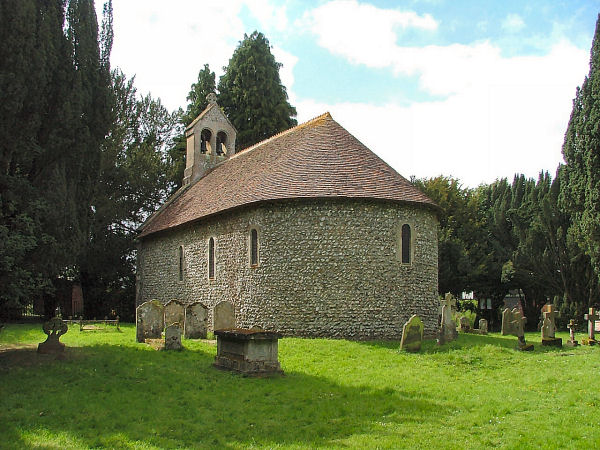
[136,198,439,340]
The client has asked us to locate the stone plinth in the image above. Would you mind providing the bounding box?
[214,329,282,376]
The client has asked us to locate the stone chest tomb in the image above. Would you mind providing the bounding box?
[214,328,282,375]
[136,96,439,340]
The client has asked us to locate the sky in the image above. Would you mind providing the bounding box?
[97,0,599,187]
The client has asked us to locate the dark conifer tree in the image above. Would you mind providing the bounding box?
[560,14,600,287]
[218,31,297,150]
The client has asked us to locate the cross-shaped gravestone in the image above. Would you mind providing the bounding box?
[584,308,599,342]
[566,319,578,347]
[37,317,68,354]
[541,304,561,346]
[438,293,458,343]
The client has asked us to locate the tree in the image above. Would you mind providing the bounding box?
[182,64,216,126]
[561,14,600,287]
[218,31,297,150]
[80,69,179,320]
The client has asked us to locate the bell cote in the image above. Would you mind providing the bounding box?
[183,93,237,186]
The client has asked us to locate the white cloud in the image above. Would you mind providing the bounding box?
[297,2,588,185]
[244,0,289,33]
[502,13,526,33]
[294,42,587,187]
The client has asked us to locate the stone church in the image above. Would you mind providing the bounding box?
[136,95,439,340]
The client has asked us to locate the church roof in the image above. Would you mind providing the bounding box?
[138,112,437,239]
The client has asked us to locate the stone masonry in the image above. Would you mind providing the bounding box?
[136,198,439,340]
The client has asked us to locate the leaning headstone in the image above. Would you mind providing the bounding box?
[165,323,183,350]
[478,318,488,335]
[541,304,562,347]
[37,317,68,354]
[583,307,599,345]
[164,300,185,331]
[213,301,235,331]
[184,302,208,339]
[136,300,164,343]
[501,308,533,351]
[437,293,457,345]
[400,315,424,352]
[566,319,578,347]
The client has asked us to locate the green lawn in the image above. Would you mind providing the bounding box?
[1,324,599,449]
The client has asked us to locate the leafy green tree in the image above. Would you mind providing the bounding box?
[561,14,600,286]
[182,64,216,126]
[218,31,297,150]
[80,69,179,319]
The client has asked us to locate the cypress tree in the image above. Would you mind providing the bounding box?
[183,64,216,126]
[218,31,297,150]
[561,14,600,286]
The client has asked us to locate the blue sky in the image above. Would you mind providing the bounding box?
[101,0,599,186]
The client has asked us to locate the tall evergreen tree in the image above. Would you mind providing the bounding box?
[561,14,600,286]
[182,64,216,126]
[218,31,297,150]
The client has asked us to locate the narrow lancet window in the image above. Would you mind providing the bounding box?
[401,224,411,264]
[208,237,215,279]
[250,228,259,266]
[178,245,184,281]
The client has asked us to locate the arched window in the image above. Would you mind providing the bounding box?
[178,245,184,281]
[216,131,227,155]
[208,237,215,279]
[401,224,411,264]
[250,228,259,267]
[200,129,212,154]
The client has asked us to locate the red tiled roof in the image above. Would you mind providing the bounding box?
[138,113,437,238]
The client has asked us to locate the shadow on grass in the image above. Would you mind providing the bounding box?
[1,342,449,448]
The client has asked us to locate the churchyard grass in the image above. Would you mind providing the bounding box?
[1,324,599,449]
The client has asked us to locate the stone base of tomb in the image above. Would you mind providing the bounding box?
[214,328,283,376]
[517,337,534,351]
[565,339,579,347]
[541,337,562,347]
[582,338,597,346]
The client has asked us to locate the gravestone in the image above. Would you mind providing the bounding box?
[136,300,164,343]
[583,308,599,345]
[165,323,183,350]
[213,301,235,331]
[566,319,578,347]
[185,302,208,339]
[478,318,488,335]
[214,328,283,375]
[437,293,457,345]
[501,308,533,351]
[37,317,68,354]
[164,300,185,331]
[459,316,471,333]
[541,304,562,347]
[400,315,424,352]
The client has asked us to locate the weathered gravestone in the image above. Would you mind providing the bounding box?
[136,300,164,343]
[400,315,424,352]
[459,316,471,333]
[214,328,283,375]
[437,293,457,344]
[501,308,533,351]
[541,304,562,347]
[165,323,183,350]
[37,317,68,354]
[566,319,578,347]
[213,301,235,331]
[583,307,599,345]
[184,302,208,339]
[478,318,488,335]
[164,300,185,331]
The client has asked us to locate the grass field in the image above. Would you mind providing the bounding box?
[1,323,599,449]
